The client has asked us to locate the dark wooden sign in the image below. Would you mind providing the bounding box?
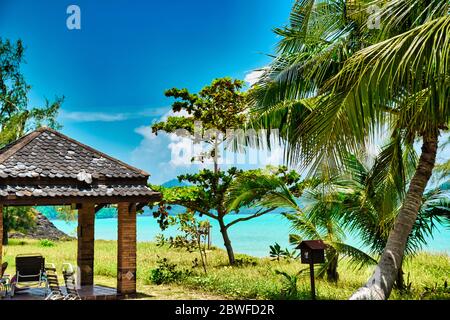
[297,240,326,300]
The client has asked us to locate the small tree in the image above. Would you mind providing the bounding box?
[153,168,278,265]
[152,78,250,265]
[166,212,210,274]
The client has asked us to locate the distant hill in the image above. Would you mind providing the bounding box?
[161,179,189,188]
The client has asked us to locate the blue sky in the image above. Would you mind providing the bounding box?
[1,0,448,184]
[0,0,294,183]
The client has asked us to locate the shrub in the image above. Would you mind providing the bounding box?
[275,270,299,300]
[39,239,55,247]
[234,256,258,267]
[148,257,191,285]
[421,281,450,300]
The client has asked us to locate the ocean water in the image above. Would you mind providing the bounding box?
[51,214,449,257]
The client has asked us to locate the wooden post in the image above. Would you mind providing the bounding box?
[309,262,316,300]
[0,205,3,267]
[117,202,137,296]
[77,203,95,286]
[207,223,211,250]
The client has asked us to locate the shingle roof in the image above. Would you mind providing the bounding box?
[0,127,149,179]
[0,183,156,198]
[0,127,160,204]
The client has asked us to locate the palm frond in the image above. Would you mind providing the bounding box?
[284,212,323,240]
[331,241,377,269]
[226,172,299,212]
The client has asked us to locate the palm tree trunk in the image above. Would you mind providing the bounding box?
[394,265,405,290]
[350,132,438,300]
[326,249,339,282]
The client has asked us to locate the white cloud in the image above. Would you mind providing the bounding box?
[130,110,203,184]
[131,109,287,184]
[59,107,168,123]
[244,67,268,86]
[134,109,197,169]
[134,125,157,141]
[60,111,129,122]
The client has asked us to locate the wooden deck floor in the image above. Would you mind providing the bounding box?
[3,285,118,300]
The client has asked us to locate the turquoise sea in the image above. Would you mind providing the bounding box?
[51,213,449,258]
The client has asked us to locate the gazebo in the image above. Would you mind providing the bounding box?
[0,127,161,298]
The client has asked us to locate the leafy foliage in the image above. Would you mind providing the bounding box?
[275,270,299,300]
[420,281,450,300]
[269,243,298,261]
[39,239,55,247]
[150,78,253,265]
[248,1,449,171]
[228,164,376,281]
[340,154,448,257]
[152,167,284,265]
[245,0,449,298]
[0,38,63,147]
[152,168,242,225]
[163,212,211,273]
[148,257,191,285]
[152,78,247,136]
[2,207,35,245]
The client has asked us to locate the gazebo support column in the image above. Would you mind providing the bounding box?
[117,202,137,296]
[0,205,3,266]
[77,203,95,286]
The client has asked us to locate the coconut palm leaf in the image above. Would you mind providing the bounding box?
[368,0,449,40]
[330,241,377,269]
[284,212,323,240]
[226,172,299,212]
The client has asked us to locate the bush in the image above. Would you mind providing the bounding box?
[148,257,191,285]
[234,256,258,267]
[39,239,55,247]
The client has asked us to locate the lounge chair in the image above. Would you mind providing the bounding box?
[62,263,81,300]
[44,263,65,300]
[11,254,47,297]
[0,262,10,298]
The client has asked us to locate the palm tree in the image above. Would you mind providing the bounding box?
[248,0,449,299]
[339,153,447,289]
[227,166,377,282]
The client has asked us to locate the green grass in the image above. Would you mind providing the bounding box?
[2,239,449,300]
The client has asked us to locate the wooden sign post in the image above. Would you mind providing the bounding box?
[297,240,326,300]
[309,261,316,300]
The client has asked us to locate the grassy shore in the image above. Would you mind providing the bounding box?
[2,239,449,300]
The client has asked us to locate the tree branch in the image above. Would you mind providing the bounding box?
[171,201,218,220]
[226,207,276,229]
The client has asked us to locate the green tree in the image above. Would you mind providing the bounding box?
[228,165,376,282]
[166,212,211,274]
[152,78,261,265]
[153,168,277,265]
[0,38,63,245]
[152,77,247,173]
[339,152,447,289]
[2,207,35,245]
[0,39,63,146]
[229,158,448,285]
[247,0,449,299]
